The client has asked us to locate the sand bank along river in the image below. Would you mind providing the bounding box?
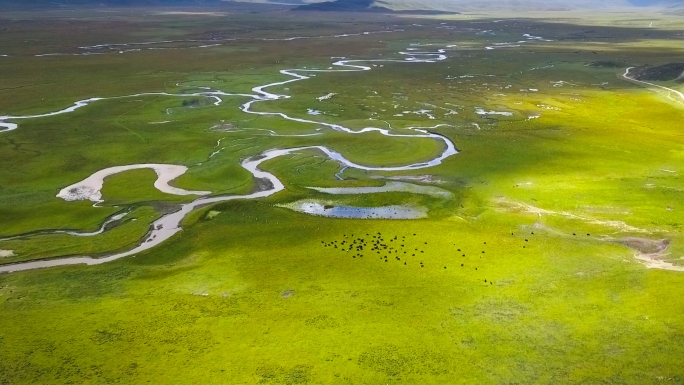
[57,164,211,203]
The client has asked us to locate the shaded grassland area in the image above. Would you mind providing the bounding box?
[1,6,684,384]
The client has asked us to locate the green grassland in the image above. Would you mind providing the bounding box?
[0,7,683,384]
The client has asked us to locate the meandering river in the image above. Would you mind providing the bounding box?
[0,48,458,273]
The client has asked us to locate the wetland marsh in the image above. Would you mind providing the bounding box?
[0,5,683,384]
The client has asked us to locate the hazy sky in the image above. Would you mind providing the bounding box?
[353,0,683,8]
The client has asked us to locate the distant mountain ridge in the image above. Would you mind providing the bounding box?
[293,0,388,12]
[0,0,223,5]
[292,0,459,13]
[1,0,683,11]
